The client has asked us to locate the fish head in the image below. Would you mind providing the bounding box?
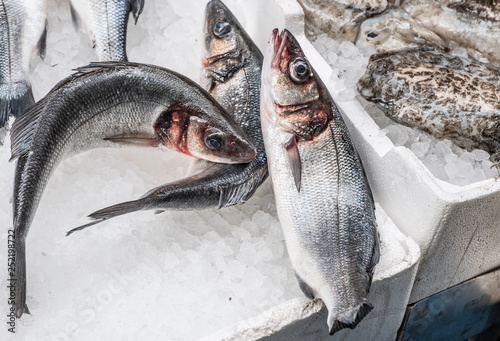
[154,104,256,164]
[355,8,447,53]
[357,50,415,116]
[201,0,246,88]
[262,29,331,141]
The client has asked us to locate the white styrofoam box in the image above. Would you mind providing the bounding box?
[247,0,500,304]
[200,205,420,341]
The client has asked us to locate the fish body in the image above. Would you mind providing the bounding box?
[67,0,267,233]
[11,61,256,317]
[261,29,379,335]
[70,0,144,61]
[355,7,447,52]
[0,0,47,128]
[402,0,500,63]
[357,48,500,155]
[298,0,388,41]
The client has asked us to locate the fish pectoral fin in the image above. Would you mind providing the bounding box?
[295,273,315,300]
[284,136,301,192]
[104,134,161,147]
[129,0,145,24]
[37,20,48,60]
[69,1,82,30]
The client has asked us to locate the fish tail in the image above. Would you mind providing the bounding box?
[13,236,30,318]
[66,199,148,236]
[0,83,35,127]
[327,301,373,335]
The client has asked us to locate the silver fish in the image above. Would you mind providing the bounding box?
[355,7,447,52]
[357,48,500,156]
[402,0,500,63]
[0,0,47,128]
[66,0,267,234]
[10,61,256,317]
[70,0,144,61]
[297,0,388,41]
[261,29,379,335]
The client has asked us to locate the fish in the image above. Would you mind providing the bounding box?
[297,0,389,42]
[69,0,144,61]
[355,7,447,52]
[10,61,256,318]
[66,0,267,235]
[357,48,500,156]
[402,0,500,63]
[0,0,47,129]
[261,29,379,335]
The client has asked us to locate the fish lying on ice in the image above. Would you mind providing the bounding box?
[297,0,389,41]
[402,0,500,63]
[70,0,144,61]
[261,29,379,334]
[357,48,500,157]
[10,61,256,318]
[67,0,267,234]
[0,0,47,130]
[355,7,447,52]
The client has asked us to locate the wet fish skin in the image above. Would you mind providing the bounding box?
[355,7,447,52]
[261,29,379,335]
[66,0,267,234]
[402,0,500,63]
[0,0,47,128]
[297,0,388,42]
[11,61,256,318]
[70,0,144,61]
[357,48,500,155]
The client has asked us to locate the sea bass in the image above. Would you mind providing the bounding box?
[11,61,256,318]
[261,29,379,334]
[357,48,500,156]
[70,0,144,61]
[402,0,500,63]
[355,7,446,52]
[0,0,47,129]
[66,0,267,234]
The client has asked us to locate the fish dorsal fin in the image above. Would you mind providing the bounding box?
[284,136,301,192]
[217,166,268,208]
[69,1,81,30]
[72,61,137,76]
[37,20,48,60]
[10,99,47,161]
[129,0,145,24]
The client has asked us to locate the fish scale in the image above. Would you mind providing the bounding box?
[261,29,378,335]
[10,61,255,318]
[70,0,144,61]
[66,0,267,232]
[0,0,46,128]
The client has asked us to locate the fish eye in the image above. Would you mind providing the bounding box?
[214,19,231,37]
[366,31,379,39]
[290,59,311,83]
[204,129,224,150]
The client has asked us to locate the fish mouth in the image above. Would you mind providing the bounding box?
[270,29,288,71]
[274,99,312,113]
[202,48,240,66]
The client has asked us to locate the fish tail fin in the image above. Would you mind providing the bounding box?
[328,301,373,335]
[13,236,29,318]
[66,199,147,236]
[0,83,35,127]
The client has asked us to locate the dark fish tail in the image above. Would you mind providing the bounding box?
[328,301,374,335]
[13,234,30,318]
[66,199,149,236]
[0,82,35,128]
